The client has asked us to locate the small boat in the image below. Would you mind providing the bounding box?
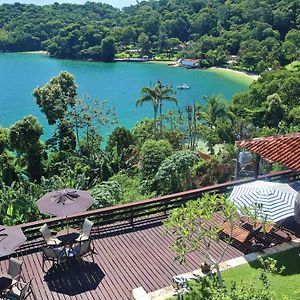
[177,83,190,90]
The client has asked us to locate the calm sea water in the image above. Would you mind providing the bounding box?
[0,53,249,138]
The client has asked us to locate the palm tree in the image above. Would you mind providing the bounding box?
[203,95,228,128]
[136,81,177,136]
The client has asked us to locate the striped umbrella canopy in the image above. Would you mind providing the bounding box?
[229,180,298,223]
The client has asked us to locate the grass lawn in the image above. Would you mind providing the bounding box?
[222,246,300,299]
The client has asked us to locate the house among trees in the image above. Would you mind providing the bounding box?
[177,58,200,68]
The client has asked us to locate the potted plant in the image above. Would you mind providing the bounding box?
[200,262,211,273]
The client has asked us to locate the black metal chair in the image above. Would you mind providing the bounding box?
[41,246,66,272]
[2,278,36,300]
[70,240,95,262]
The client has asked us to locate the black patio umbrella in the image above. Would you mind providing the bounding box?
[37,189,94,217]
[0,225,27,257]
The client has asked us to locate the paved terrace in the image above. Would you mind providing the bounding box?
[0,170,299,300]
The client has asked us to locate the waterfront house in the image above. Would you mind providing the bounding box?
[177,58,200,68]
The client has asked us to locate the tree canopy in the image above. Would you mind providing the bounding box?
[0,1,299,69]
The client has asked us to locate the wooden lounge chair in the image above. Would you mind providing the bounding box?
[40,224,62,247]
[41,246,66,272]
[221,222,262,244]
[3,278,36,300]
[75,218,94,243]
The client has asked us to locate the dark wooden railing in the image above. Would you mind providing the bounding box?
[17,169,299,244]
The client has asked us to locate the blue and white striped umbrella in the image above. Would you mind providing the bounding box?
[230,181,298,223]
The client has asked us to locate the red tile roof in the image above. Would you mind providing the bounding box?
[239,133,300,172]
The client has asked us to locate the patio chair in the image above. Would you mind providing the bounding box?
[75,218,94,243]
[41,246,66,272]
[221,222,262,244]
[7,258,23,286]
[3,278,36,300]
[70,240,95,262]
[40,224,62,247]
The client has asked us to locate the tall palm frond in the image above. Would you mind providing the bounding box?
[136,81,177,136]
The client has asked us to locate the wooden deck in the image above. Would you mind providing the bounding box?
[0,214,294,300]
[0,215,240,300]
[1,172,299,300]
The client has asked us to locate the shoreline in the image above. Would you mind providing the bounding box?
[148,60,259,83]
[208,67,260,82]
[23,50,48,54]
[2,51,259,84]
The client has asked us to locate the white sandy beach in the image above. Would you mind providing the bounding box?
[24,50,48,54]
[209,67,260,81]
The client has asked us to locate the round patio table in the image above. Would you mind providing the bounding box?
[57,228,79,245]
[0,274,12,292]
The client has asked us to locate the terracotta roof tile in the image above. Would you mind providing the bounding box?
[239,133,300,172]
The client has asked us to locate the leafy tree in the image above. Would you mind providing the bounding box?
[202,95,229,129]
[71,97,118,156]
[109,173,154,203]
[106,127,135,156]
[264,93,287,129]
[155,150,199,195]
[33,71,77,125]
[194,151,235,186]
[138,32,151,56]
[106,127,137,173]
[91,180,121,208]
[9,115,44,181]
[100,36,116,61]
[9,115,43,153]
[285,29,300,48]
[165,193,239,288]
[0,152,19,185]
[132,118,157,145]
[33,71,77,151]
[140,139,172,192]
[0,127,9,154]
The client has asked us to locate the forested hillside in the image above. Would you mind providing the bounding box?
[0,0,299,71]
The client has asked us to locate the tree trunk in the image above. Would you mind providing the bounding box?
[74,107,81,155]
[154,108,158,137]
[159,101,163,138]
[215,263,224,289]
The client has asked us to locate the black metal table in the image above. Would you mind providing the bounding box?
[57,228,80,258]
[57,228,79,244]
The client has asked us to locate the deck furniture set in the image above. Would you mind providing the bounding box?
[0,258,36,299]
[40,218,95,272]
[221,217,292,252]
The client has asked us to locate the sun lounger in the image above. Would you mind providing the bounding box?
[221,222,262,244]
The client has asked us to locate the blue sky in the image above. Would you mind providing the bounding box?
[0,0,138,8]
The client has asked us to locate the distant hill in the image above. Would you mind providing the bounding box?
[0,0,299,71]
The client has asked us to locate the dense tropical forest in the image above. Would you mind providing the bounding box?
[0,0,299,71]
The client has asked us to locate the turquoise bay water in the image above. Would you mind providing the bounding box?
[0,53,249,138]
